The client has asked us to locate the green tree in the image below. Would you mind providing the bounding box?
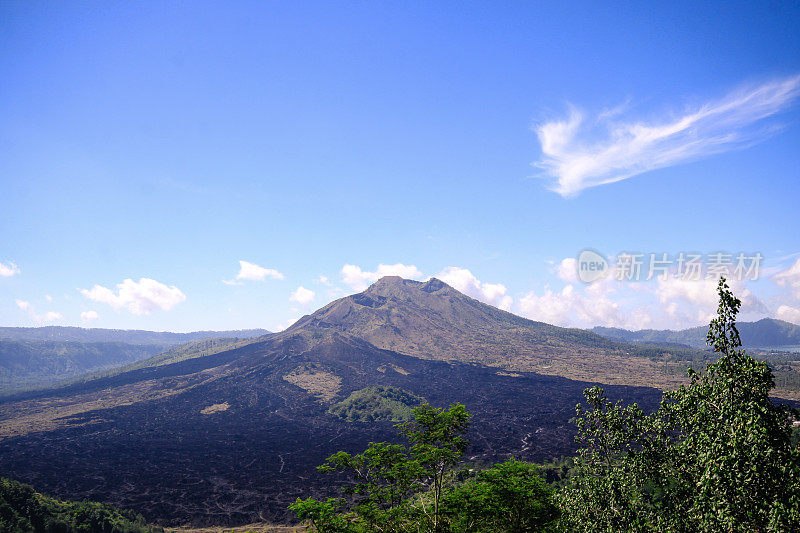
[441,459,559,532]
[661,278,800,531]
[290,403,470,532]
[558,278,800,532]
[316,442,424,531]
[288,498,354,533]
[398,403,470,531]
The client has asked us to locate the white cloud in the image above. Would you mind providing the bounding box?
[45,294,52,302]
[776,305,800,325]
[513,258,775,330]
[226,260,284,284]
[42,311,62,321]
[0,261,20,277]
[289,286,315,306]
[316,275,331,286]
[774,257,800,300]
[534,75,800,197]
[81,310,99,322]
[15,299,62,322]
[341,263,425,291]
[238,260,284,281]
[656,276,766,324]
[436,267,513,311]
[80,278,186,315]
[555,258,579,283]
[516,282,629,328]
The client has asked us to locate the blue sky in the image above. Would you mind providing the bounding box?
[1,1,799,332]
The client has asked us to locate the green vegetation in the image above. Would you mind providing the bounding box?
[328,387,424,423]
[0,477,161,532]
[292,279,800,532]
[291,403,558,532]
[559,279,800,532]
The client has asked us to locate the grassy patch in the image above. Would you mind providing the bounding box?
[328,386,424,423]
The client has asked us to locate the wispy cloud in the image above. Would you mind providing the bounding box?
[15,299,63,322]
[773,257,800,300]
[534,75,800,197]
[224,260,284,285]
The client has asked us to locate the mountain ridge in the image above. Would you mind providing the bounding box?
[0,326,271,345]
[592,317,800,349]
[0,328,271,395]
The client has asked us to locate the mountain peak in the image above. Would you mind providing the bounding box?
[363,276,454,297]
[364,275,410,292]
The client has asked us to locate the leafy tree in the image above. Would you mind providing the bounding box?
[291,402,561,532]
[661,278,800,531]
[558,278,800,532]
[290,403,470,532]
[441,459,558,532]
[288,498,354,533]
[316,442,425,531]
[398,403,470,531]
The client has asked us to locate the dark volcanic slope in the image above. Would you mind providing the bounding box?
[0,327,661,526]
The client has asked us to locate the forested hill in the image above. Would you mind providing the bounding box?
[593,317,800,349]
[0,327,271,395]
[0,326,270,345]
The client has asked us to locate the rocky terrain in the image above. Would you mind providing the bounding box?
[0,277,791,526]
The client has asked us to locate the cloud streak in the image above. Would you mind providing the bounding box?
[534,75,800,197]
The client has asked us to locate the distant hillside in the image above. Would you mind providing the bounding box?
[0,328,271,395]
[0,326,270,345]
[593,318,800,350]
[0,340,168,395]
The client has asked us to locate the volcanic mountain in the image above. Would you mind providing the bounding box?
[287,276,708,389]
[0,277,748,525]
